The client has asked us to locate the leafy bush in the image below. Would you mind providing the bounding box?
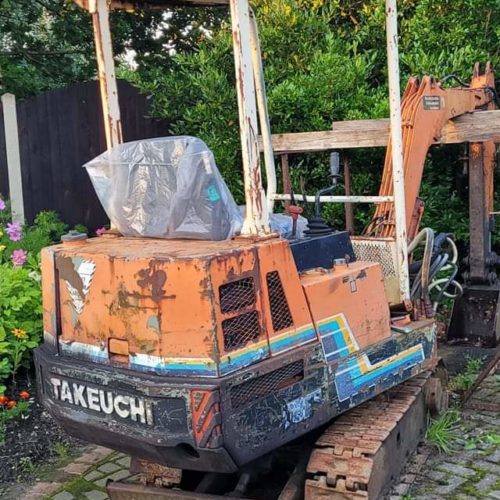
[0,201,70,391]
[0,264,42,384]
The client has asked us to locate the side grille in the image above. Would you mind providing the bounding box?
[267,271,293,332]
[230,360,304,409]
[219,277,256,313]
[222,311,260,351]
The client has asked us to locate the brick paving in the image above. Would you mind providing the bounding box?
[16,371,500,499]
[389,371,500,500]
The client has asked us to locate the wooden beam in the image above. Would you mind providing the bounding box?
[263,110,500,154]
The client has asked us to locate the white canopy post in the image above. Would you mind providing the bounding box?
[229,0,270,236]
[385,0,410,303]
[89,0,123,149]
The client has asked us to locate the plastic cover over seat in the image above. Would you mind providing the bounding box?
[85,136,243,240]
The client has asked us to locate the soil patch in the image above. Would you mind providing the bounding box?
[0,371,84,495]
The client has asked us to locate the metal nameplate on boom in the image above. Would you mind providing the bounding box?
[423,95,442,110]
[49,377,154,426]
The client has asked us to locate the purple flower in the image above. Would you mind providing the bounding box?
[96,226,107,236]
[11,249,27,267]
[6,222,22,242]
[0,199,5,211]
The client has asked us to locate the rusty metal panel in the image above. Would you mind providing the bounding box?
[52,236,264,377]
[301,261,391,353]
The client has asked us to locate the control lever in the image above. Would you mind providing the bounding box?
[305,152,343,237]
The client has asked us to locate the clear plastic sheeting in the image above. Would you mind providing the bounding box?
[239,207,308,239]
[269,213,308,239]
[84,137,243,240]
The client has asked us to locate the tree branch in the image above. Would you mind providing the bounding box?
[0,50,86,56]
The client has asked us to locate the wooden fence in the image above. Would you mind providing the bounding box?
[0,80,168,229]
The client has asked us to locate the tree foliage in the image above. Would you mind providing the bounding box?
[127,0,500,239]
[0,0,224,97]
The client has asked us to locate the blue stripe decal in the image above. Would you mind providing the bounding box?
[317,314,358,363]
[335,344,425,402]
[270,327,317,353]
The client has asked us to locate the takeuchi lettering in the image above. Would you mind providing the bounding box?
[50,378,153,426]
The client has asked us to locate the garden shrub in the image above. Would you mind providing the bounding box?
[0,200,69,393]
[0,263,42,387]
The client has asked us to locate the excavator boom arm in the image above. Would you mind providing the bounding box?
[365,63,496,241]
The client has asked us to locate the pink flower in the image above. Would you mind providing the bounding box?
[96,226,107,236]
[11,249,27,267]
[0,199,5,211]
[6,222,22,242]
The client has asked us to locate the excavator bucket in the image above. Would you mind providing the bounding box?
[449,286,500,347]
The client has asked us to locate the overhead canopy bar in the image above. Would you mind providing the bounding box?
[74,0,228,10]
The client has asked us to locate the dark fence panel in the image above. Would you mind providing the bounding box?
[0,80,168,229]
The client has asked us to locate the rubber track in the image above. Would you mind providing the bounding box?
[305,372,431,499]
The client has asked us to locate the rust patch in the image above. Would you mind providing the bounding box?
[137,264,167,302]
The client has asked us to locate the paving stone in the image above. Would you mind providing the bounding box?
[84,491,108,500]
[84,470,104,481]
[52,492,75,500]
[24,482,62,500]
[413,495,443,500]
[108,469,130,482]
[476,473,499,491]
[434,475,466,495]
[476,461,500,475]
[487,449,500,463]
[94,469,129,488]
[63,461,92,475]
[116,455,131,468]
[448,449,483,462]
[393,483,410,495]
[98,462,122,474]
[401,473,417,483]
[95,476,112,488]
[75,447,113,465]
[427,470,446,482]
[413,453,430,467]
[438,462,476,477]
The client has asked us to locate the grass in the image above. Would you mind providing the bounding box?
[17,456,39,475]
[51,441,71,459]
[425,409,463,454]
[449,355,485,393]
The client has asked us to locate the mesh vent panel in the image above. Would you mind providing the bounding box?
[219,277,256,314]
[352,239,397,278]
[230,360,304,409]
[222,311,260,351]
[267,271,293,332]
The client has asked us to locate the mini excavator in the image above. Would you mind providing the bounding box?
[34,0,498,498]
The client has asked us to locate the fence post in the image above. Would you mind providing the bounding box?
[1,93,25,223]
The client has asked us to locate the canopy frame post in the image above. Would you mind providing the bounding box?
[385,0,410,303]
